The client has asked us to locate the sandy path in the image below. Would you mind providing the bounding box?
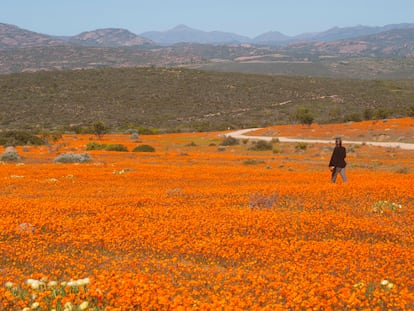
[224,129,414,150]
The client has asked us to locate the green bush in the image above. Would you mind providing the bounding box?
[248,140,273,151]
[0,131,45,146]
[137,127,159,135]
[105,144,128,152]
[132,144,155,152]
[86,142,106,150]
[86,142,127,151]
[54,153,91,163]
[220,136,239,146]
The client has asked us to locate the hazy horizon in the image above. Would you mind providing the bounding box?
[1,0,413,38]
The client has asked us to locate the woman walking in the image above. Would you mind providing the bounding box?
[329,137,348,183]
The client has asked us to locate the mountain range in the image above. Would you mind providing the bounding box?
[1,22,414,49]
[1,22,414,79]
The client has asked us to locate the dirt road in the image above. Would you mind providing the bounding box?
[224,129,414,150]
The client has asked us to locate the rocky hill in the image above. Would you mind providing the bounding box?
[1,23,414,79]
[0,23,68,50]
[285,28,414,57]
[68,28,154,47]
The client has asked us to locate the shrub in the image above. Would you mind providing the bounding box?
[86,142,106,150]
[1,147,21,162]
[220,136,239,146]
[407,104,414,117]
[295,142,308,151]
[248,140,273,151]
[92,121,107,139]
[105,144,128,152]
[132,144,155,152]
[294,106,314,126]
[54,153,91,163]
[373,108,390,120]
[0,131,45,146]
[86,142,127,151]
[137,127,159,135]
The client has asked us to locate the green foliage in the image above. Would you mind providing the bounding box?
[92,121,107,139]
[137,126,159,135]
[363,108,374,120]
[373,108,390,120]
[54,153,91,163]
[343,113,362,122]
[220,136,239,146]
[1,67,414,132]
[295,142,308,151]
[39,130,63,144]
[132,144,155,152]
[86,142,104,150]
[0,131,45,146]
[407,104,414,117]
[294,106,314,126]
[86,142,127,152]
[248,140,273,151]
[105,144,128,152]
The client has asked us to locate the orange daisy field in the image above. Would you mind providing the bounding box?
[1,118,413,310]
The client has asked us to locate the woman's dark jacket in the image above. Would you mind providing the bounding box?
[329,146,347,168]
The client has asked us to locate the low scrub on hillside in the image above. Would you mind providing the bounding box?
[0,131,45,146]
[1,67,414,132]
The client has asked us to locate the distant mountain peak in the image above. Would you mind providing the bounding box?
[68,28,153,47]
[141,24,250,45]
[172,24,192,31]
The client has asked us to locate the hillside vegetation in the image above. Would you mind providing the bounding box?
[1,67,413,132]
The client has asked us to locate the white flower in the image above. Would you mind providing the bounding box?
[380,279,389,286]
[64,301,73,310]
[387,282,394,289]
[67,280,77,287]
[31,302,40,309]
[30,280,40,290]
[5,281,14,288]
[79,301,89,310]
[22,308,30,311]
[48,281,58,288]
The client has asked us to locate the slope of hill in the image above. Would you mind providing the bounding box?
[68,28,154,47]
[140,24,251,45]
[0,23,68,50]
[1,67,413,132]
[2,23,414,79]
[286,28,414,57]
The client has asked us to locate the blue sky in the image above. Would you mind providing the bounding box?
[1,0,413,37]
